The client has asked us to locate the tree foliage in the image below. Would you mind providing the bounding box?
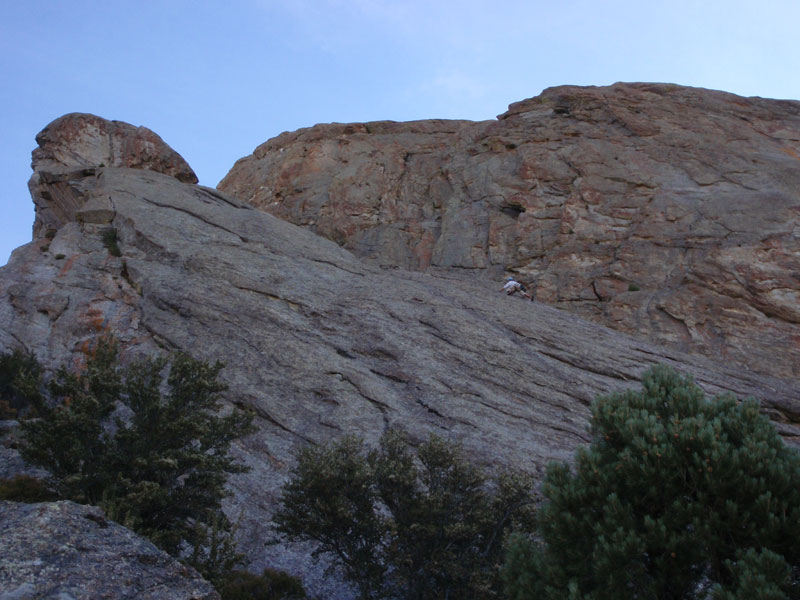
[217,567,307,600]
[14,337,255,580]
[712,548,794,600]
[504,364,800,600]
[0,348,43,419]
[0,474,58,502]
[274,430,534,600]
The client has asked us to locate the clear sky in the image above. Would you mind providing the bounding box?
[2,0,799,265]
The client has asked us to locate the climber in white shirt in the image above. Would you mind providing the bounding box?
[501,276,532,300]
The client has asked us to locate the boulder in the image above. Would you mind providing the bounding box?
[0,501,218,600]
[218,83,800,380]
[29,113,197,239]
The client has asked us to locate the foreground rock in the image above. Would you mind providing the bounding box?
[0,501,218,600]
[3,157,799,596]
[219,83,800,380]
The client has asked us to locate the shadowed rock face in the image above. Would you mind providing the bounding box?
[3,144,800,596]
[0,501,219,600]
[219,83,800,380]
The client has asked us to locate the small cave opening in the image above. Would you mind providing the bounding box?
[500,204,526,218]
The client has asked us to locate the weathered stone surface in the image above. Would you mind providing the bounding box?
[29,113,197,239]
[219,83,800,380]
[0,500,218,600]
[2,162,798,597]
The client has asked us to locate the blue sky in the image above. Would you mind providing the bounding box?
[2,0,799,265]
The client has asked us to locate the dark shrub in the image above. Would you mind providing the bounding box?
[0,348,43,419]
[101,228,122,257]
[17,336,255,583]
[504,365,800,600]
[0,474,58,502]
[218,568,307,600]
[275,430,534,600]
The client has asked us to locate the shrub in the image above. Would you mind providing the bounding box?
[503,365,800,600]
[16,336,255,581]
[274,430,534,600]
[0,348,43,419]
[19,338,121,503]
[101,228,122,257]
[0,474,58,502]
[218,568,307,600]
[628,283,641,292]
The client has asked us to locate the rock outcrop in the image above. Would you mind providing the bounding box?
[29,113,197,239]
[2,106,799,596]
[0,501,219,600]
[219,83,800,380]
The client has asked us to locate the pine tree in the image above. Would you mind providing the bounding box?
[16,337,255,580]
[19,337,121,503]
[504,365,800,600]
[712,548,793,600]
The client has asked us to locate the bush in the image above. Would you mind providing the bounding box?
[503,365,800,600]
[101,228,122,257]
[274,430,534,600]
[218,568,307,600]
[0,348,43,419]
[16,336,255,581]
[0,474,58,502]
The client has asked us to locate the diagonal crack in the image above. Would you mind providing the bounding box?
[142,196,248,243]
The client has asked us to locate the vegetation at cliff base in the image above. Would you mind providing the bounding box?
[6,337,255,585]
[503,364,800,600]
[7,339,800,600]
[217,568,307,600]
[274,430,535,600]
[0,474,58,502]
[0,348,42,419]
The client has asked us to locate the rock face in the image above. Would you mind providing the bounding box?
[2,108,800,597]
[219,83,800,380]
[0,501,219,600]
[2,113,800,596]
[29,113,197,239]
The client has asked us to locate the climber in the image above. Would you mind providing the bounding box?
[501,276,532,300]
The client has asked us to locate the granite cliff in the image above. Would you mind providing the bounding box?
[1,87,799,597]
[220,83,800,381]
